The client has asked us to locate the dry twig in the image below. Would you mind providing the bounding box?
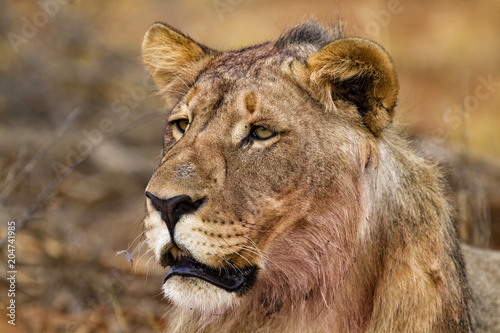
[0,111,162,249]
[0,108,81,207]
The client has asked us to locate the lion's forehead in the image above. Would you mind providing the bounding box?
[181,43,317,121]
[184,75,310,125]
[203,42,313,79]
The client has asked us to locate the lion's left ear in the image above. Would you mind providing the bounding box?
[307,38,399,136]
[142,23,217,106]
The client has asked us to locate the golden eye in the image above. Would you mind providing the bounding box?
[174,119,189,134]
[252,126,275,140]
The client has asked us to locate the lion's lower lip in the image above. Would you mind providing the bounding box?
[164,256,257,293]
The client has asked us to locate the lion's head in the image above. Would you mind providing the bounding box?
[141,21,472,332]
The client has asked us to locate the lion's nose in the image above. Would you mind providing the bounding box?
[146,192,205,237]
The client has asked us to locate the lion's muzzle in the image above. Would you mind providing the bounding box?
[145,191,257,294]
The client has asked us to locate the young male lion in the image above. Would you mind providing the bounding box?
[140,21,500,332]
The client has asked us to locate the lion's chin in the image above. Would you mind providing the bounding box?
[163,276,241,312]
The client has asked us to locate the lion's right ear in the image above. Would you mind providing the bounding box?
[307,38,399,137]
[142,23,216,104]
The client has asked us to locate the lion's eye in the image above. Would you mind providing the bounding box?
[251,126,276,140]
[174,119,189,134]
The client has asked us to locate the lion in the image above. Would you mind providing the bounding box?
[140,21,500,332]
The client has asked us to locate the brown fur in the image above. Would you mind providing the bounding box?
[140,21,500,332]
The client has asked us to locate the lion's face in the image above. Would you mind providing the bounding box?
[141,23,398,313]
[144,75,348,311]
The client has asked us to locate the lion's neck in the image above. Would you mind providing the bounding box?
[165,190,376,332]
[361,135,473,332]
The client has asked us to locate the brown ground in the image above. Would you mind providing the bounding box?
[0,0,499,332]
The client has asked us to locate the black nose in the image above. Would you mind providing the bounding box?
[145,192,205,237]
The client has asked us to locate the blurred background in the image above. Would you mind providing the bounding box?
[0,0,499,332]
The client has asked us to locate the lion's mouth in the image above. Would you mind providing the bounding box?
[163,247,257,293]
